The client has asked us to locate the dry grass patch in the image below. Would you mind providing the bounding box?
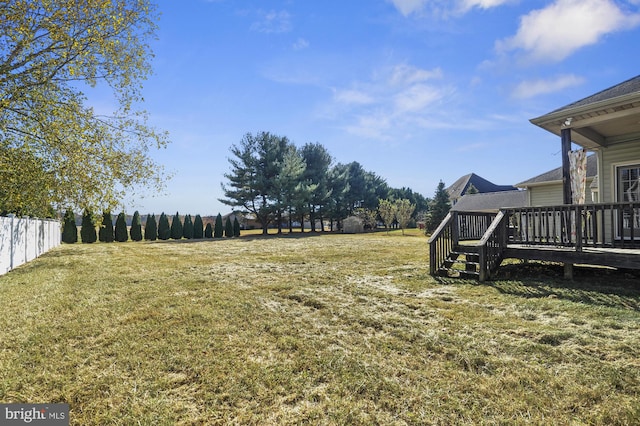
[0,232,638,424]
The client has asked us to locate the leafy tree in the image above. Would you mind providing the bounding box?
[214,213,224,238]
[427,180,451,233]
[170,212,183,240]
[193,215,204,239]
[98,211,114,243]
[145,214,158,241]
[354,208,378,231]
[378,199,396,234]
[233,217,241,237]
[183,214,194,239]
[61,209,77,244]
[395,199,416,235]
[115,212,128,242]
[80,209,97,243]
[220,132,290,235]
[224,217,233,237]
[0,0,169,214]
[204,222,213,238]
[158,212,170,240]
[130,211,143,241]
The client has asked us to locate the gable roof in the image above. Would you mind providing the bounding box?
[515,154,597,187]
[530,75,640,149]
[447,173,517,201]
[549,75,640,114]
[451,190,527,212]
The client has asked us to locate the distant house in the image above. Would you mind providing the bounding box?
[515,154,598,206]
[342,216,364,234]
[446,173,516,206]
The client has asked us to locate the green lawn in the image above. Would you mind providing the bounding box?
[1,231,639,425]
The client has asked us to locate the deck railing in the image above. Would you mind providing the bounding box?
[478,211,508,281]
[506,202,640,249]
[428,212,455,276]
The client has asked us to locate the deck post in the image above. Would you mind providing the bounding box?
[561,128,572,205]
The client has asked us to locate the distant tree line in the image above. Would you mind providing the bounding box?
[220,131,430,235]
[62,211,240,244]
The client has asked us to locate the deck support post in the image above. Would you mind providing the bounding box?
[561,128,573,205]
[563,263,574,280]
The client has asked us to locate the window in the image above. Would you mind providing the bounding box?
[616,164,640,238]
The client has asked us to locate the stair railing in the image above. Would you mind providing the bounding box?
[477,211,508,281]
[428,212,457,275]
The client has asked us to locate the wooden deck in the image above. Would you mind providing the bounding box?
[429,205,640,281]
[504,244,640,270]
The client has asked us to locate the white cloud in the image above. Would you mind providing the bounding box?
[390,64,443,85]
[328,64,455,140]
[497,0,640,62]
[387,0,430,16]
[334,89,375,105]
[250,10,292,33]
[459,0,512,12]
[388,0,510,16]
[512,74,585,99]
[293,38,309,50]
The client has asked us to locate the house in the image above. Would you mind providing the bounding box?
[447,173,517,206]
[515,154,599,205]
[429,75,640,281]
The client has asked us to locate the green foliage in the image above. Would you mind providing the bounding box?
[144,214,157,241]
[61,209,77,244]
[466,183,479,195]
[158,213,170,240]
[80,209,97,243]
[193,215,204,239]
[130,211,143,241]
[170,212,183,240]
[204,223,213,238]
[233,217,241,237]
[0,0,168,213]
[214,213,223,238]
[99,211,114,243]
[427,180,451,233]
[115,212,128,242]
[378,199,396,233]
[183,214,194,239]
[224,217,233,237]
[394,199,416,235]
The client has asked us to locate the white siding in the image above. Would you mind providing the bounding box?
[601,138,640,203]
[529,183,563,207]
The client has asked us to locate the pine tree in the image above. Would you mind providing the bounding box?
[204,222,213,238]
[99,211,114,242]
[145,214,158,241]
[225,217,233,237]
[427,180,451,233]
[130,211,143,241]
[193,214,204,239]
[214,213,224,238]
[183,214,194,239]
[233,217,241,237]
[158,212,171,240]
[170,212,183,239]
[115,212,128,242]
[80,209,97,243]
[62,209,78,244]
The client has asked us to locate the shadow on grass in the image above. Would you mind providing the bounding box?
[488,262,640,311]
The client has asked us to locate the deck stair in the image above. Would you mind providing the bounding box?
[438,245,481,279]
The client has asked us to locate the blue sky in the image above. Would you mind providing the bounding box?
[102,0,640,216]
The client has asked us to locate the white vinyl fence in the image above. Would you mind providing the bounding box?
[0,215,61,276]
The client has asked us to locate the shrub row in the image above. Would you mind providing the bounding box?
[62,210,241,244]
